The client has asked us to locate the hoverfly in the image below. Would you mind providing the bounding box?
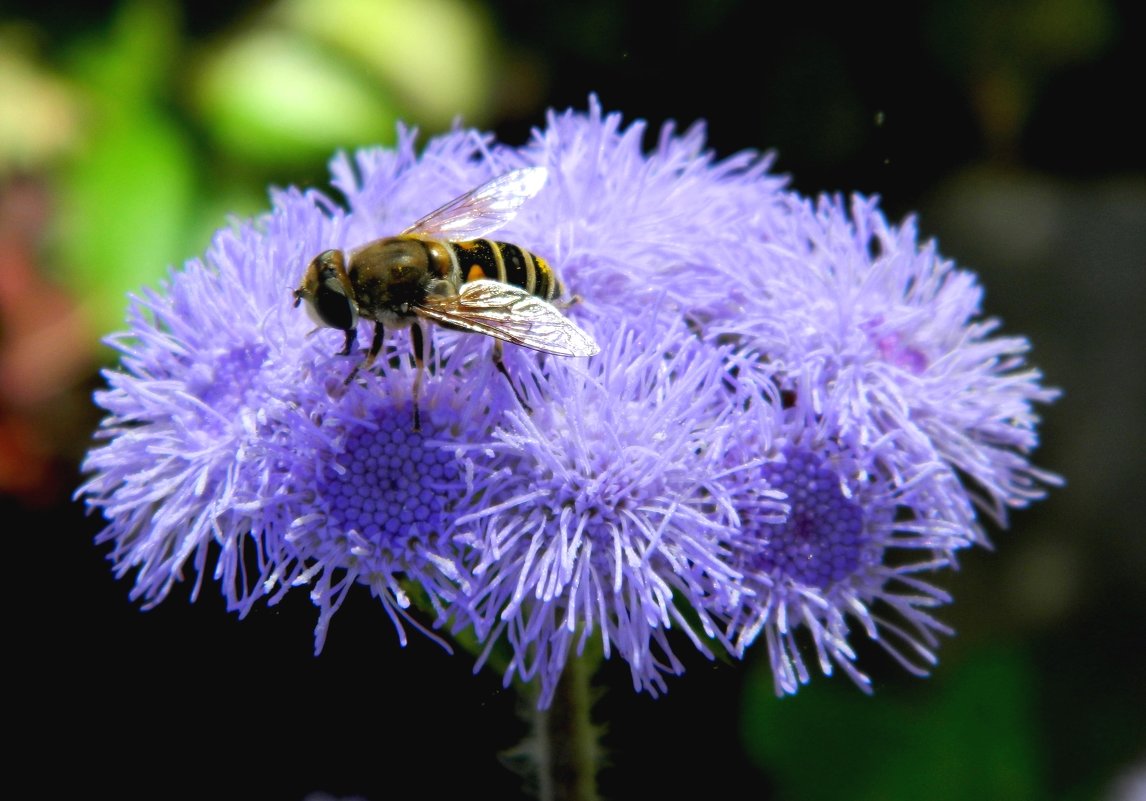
[293,167,599,429]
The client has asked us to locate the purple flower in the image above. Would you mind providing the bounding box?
[79,96,1058,704]
[448,319,757,705]
[698,191,1061,693]
[704,193,1062,530]
[717,401,976,694]
[79,180,500,651]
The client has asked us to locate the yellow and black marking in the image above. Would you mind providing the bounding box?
[443,239,563,301]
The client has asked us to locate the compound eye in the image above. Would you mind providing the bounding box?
[313,282,356,330]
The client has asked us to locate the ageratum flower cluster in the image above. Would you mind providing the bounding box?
[80,97,1059,705]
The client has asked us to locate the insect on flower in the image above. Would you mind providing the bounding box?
[293,166,600,428]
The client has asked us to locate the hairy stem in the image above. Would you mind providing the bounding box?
[529,653,601,801]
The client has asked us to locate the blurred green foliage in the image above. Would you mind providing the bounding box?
[52,2,197,333]
[742,647,1047,801]
[925,0,1114,156]
[2,0,502,336]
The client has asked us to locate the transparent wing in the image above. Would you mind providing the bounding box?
[402,167,549,241]
[415,280,599,357]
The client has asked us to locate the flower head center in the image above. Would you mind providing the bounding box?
[320,412,458,549]
[750,446,867,589]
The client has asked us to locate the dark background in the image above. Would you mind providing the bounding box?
[4,1,1144,799]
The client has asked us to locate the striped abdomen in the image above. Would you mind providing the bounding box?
[428,238,564,302]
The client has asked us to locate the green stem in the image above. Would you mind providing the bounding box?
[529,652,601,801]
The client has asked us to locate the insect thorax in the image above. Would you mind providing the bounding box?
[347,238,437,320]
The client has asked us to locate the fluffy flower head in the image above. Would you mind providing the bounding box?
[704,194,1061,529]
[80,96,1059,704]
[451,319,756,704]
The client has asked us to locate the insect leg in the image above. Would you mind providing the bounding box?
[343,323,384,387]
[492,341,531,413]
[339,327,358,356]
[411,322,425,431]
[551,293,583,311]
[365,323,385,368]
